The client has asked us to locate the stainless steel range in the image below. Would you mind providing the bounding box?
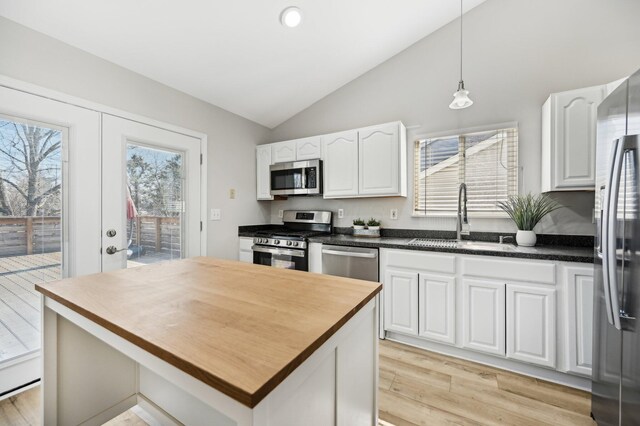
[252,210,332,271]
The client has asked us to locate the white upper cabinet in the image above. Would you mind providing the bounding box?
[271,141,297,164]
[256,145,273,200]
[322,130,359,198]
[256,121,406,200]
[359,123,404,196]
[506,284,556,367]
[324,121,406,199]
[295,136,322,160]
[541,84,606,191]
[271,137,322,164]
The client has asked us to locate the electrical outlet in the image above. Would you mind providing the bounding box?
[278,210,284,218]
[210,209,221,221]
[390,209,398,220]
[229,188,236,199]
[338,209,344,219]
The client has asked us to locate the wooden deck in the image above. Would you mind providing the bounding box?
[0,253,60,363]
[0,250,178,364]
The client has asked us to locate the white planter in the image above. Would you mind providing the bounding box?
[516,230,537,247]
[367,226,380,231]
[353,225,365,230]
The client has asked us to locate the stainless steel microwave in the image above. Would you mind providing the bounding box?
[270,159,323,196]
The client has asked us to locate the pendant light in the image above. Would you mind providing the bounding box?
[449,0,473,110]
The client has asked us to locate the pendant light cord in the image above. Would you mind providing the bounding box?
[459,0,463,83]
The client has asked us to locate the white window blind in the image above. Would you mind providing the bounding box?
[413,127,518,215]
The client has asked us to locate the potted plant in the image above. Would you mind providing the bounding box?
[353,218,366,230]
[366,218,381,231]
[497,193,561,247]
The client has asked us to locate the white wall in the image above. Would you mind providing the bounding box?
[0,16,271,258]
[267,0,640,235]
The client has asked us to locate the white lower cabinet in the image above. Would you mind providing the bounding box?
[461,279,506,356]
[506,284,556,367]
[380,248,596,386]
[565,266,594,376]
[383,269,419,335]
[238,237,253,263]
[418,274,455,344]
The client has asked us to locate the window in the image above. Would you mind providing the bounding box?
[413,126,518,215]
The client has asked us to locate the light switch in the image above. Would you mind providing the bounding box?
[390,209,398,220]
[210,209,221,221]
[229,188,236,199]
[338,209,344,218]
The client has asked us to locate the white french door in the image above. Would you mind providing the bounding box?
[101,115,202,272]
[0,85,204,397]
[0,86,101,396]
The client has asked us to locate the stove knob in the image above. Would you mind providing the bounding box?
[261,238,267,244]
[292,241,299,247]
[273,239,280,245]
[286,241,292,246]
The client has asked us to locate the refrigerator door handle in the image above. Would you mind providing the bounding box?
[603,138,623,329]
[605,135,639,329]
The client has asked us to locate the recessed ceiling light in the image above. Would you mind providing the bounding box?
[280,7,302,28]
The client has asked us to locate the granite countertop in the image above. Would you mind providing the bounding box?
[238,225,594,263]
[306,234,594,263]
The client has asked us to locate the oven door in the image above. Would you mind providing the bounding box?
[252,245,308,271]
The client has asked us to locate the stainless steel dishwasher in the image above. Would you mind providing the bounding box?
[321,245,379,282]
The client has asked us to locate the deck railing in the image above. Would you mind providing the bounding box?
[0,216,181,257]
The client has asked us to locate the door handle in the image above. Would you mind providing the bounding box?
[321,249,377,258]
[105,246,127,255]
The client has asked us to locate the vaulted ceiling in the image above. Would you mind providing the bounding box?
[0,0,485,128]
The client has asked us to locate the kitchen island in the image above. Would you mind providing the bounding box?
[36,257,381,425]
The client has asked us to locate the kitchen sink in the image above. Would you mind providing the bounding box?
[407,238,458,249]
[407,238,516,252]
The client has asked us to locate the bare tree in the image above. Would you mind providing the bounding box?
[0,122,61,216]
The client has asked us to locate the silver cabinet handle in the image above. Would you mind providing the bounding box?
[105,246,127,255]
[321,249,377,259]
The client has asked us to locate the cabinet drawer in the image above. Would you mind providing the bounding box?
[463,256,555,284]
[384,250,456,274]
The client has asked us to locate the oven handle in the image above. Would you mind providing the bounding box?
[252,245,306,258]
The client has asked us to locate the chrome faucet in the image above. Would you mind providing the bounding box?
[457,183,470,241]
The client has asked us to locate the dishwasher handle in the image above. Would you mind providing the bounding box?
[321,248,377,259]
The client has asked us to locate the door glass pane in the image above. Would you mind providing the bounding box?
[126,143,184,268]
[0,117,63,375]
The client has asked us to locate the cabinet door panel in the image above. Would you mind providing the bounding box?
[322,130,359,198]
[418,274,455,344]
[506,285,556,367]
[256,145,273,200]
[359,124,399,196]
[384,270,418,335]
[271,141,296,163]
[553,86,604,189]
[296,136,322,160]
[462,279,505,356]
[565,266,594,376]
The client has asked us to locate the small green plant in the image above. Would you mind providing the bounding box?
[353,218,366,226]
[497,193,561,231]
[367,218,381,227]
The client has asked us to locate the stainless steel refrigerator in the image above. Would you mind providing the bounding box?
[593,68,640,425]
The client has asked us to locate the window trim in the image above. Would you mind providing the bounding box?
[412,122,519,218]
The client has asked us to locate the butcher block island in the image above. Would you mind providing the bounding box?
[36,257,381,426]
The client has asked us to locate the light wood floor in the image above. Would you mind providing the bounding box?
[378,340,595,426]
[0,340,595,425]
